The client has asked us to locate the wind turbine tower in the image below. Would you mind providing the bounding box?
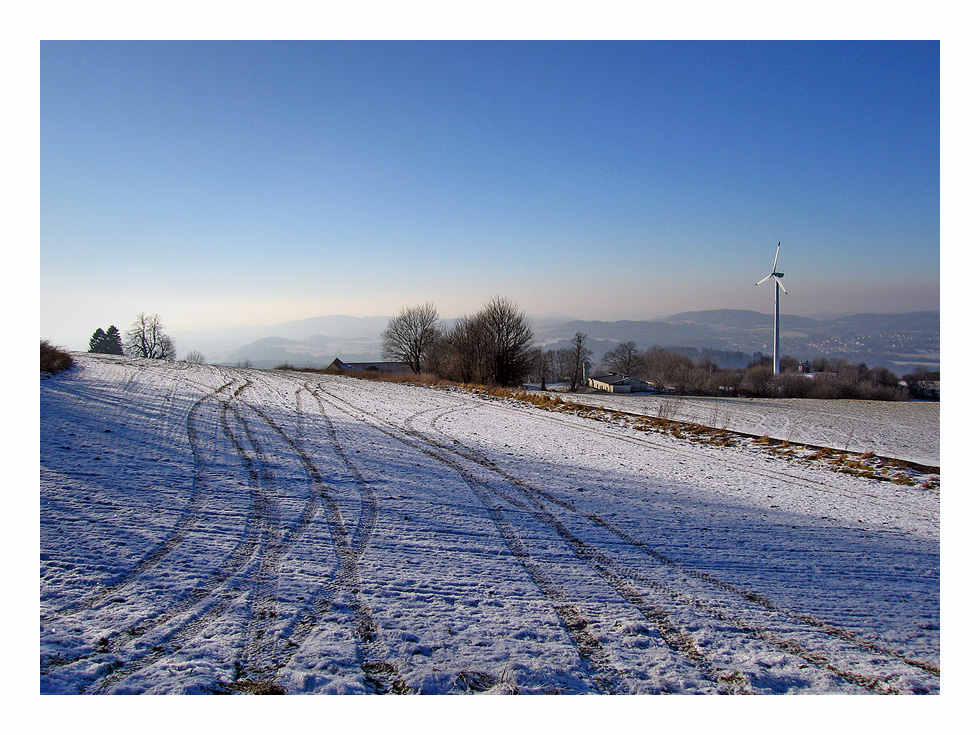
[755,242,788,374]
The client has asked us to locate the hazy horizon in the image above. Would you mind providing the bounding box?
[41,40,940,351]
[47,304,943,354]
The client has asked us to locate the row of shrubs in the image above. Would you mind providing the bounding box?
[276,358,931,402]
[736,364,909,401]
[619,350,935,401]
[46,345,927,404]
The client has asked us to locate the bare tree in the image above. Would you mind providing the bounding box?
[184,350,207,364]
[125,313,176,360]
[779,354,800,373]
[602,340,644,376]
[432,297,535,387]
[441,314,485,384]
[554,347,576,385]
[686,358,717,395]
[744,363,773,397]
[642,346,670,389]
[567,332,592,391]
[643,346,693,391]
[381,302,441,374]
[476,296,536,387]
[715,368,743,396]
[531,348,558,390]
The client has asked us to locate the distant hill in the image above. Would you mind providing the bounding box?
[183,309,939,373]
[663,309,817,330]
[537,309,939,373]
[172,315,390,368]
[223,333,381,368]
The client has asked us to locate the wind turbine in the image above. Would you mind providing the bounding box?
[755,242,788,374]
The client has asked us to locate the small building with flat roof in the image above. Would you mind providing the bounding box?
[328,358,412,373]
[588,372,650,393]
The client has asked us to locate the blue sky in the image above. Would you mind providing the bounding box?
[40,40,939,348]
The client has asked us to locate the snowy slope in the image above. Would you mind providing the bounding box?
[560,392,939,467]
[40,355,940,694]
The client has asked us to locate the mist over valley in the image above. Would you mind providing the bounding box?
[174,309,939,374]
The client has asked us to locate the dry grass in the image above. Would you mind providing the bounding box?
[40,340,73,374]
[221,679,285,695]
[806,447,838,461]
[710,429,734,447]
[298,366,936,490]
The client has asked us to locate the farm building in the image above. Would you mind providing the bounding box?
[327,358,412,373]
[588,372,650,393]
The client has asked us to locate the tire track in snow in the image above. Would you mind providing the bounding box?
[77,384,278,693]
[82,376,341,694]
[311,385,640,694]
[400,406,749,693]
[418,401,940,691]
[45,376,242,620]
[81,377,326,693]
[96,377,336,692]
[49,379,292,691]
[433,389,935,523]
[42,377,255,683]
[61,372,403,695]
[223,393,287,688]
[221,375,405,694]
[307,387,735,691]
[40,362,937,694]
[274,379,403,693]
[309,382,935,693]
[298,382,378,559]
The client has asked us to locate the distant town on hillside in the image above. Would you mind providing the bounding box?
[171,309,939,375]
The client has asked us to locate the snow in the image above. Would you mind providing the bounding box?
[558,391,939,468]
[40,354,939,694]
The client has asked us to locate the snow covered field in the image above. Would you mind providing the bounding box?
[561,392,939,468]
[40,355,940,694]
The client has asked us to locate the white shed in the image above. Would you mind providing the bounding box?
[588,372,649,393]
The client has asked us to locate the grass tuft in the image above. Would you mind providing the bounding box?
[41,340,74,374]
[223,679,285,695]
[806,447,837,461]
[282,364,936,491]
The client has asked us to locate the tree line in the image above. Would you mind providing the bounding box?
[86,306,935,401]
[381,297,540,387]
[381,301,936,400]
[594,341,935,401]
[87,313,205,362]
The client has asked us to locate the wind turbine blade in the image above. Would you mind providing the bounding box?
[774,276,788,295]
[755,274,773,286]
[772,242,781,273]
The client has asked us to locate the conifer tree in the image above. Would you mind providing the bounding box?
[88,328,108,353]
[88,325,126,354]
[104,325,124,355]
